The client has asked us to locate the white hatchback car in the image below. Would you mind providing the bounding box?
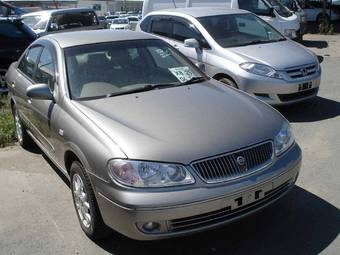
[137,7,321,105]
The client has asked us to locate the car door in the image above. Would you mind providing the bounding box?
[29,45,57,155]
[14,46,43,128]
[171,17,209,70]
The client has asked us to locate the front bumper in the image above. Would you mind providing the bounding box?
[93,144,301,240]
[237,71,321,106]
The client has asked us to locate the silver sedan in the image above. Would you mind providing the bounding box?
[6,30,301,240]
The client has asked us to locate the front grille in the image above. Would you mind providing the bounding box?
[285,64,317,79]
[278,88,318,102]
[191,142,273,183]
[168,180,292,232]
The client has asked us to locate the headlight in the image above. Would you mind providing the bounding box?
[107,159,195,187]
[240,63,283,79]
[274,123,295,156]
[284,29,297,38]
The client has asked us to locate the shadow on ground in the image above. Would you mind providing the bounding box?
[301,40,328,49]
[277,96,340,123]
[94,186,340,255]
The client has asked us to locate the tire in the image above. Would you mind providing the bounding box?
[13,105,35,149]
[217,76,238,88]
[70,161,110,240]
[317,14,330,25]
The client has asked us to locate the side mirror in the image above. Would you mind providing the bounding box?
[184,38,200,49]
[27,84,54,101]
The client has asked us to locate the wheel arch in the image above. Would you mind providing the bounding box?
[64,142,91,176]
[212,73,239,88]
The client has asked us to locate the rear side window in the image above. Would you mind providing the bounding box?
[150,18,172,37]
[35,48,55,90]
[0,23,29,39]
[18,46,42,79]
[140,16,151,31]
[173,21,198,42]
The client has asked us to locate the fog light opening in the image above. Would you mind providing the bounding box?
[142,222,161,232]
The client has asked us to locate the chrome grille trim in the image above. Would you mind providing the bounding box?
[191,141,274,183]
[285,63,317,79]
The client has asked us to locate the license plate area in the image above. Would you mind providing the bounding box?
[230,182,272,210]
[298,81,313,92]
[227,171,293,211]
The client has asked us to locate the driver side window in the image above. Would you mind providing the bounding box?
[172,19,210,49]
[35,48,55,90]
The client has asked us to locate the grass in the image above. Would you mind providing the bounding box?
[0,95,16,148]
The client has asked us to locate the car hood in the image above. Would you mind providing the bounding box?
[73,80,285,164]
[228,40,316,70]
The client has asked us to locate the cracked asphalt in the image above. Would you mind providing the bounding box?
[0,34,339,255]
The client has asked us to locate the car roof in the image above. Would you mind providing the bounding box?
[43,30,157,48]
[148,7,249,18]
[21,8,95,17]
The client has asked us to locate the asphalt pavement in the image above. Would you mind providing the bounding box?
[0,34,339,255]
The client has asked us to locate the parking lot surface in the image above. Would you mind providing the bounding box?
[0,34,339,255]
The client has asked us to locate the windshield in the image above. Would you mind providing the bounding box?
[266,0,293,17]
[64,40,205,100]
[198,13,285,48]
[238,0,292,17]
[112,18,128,24]
[22,15,48,30]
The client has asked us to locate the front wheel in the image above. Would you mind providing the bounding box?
[217,77,238,88]
[70,161,110,240]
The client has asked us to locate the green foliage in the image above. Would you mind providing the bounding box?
[0,95,16,147]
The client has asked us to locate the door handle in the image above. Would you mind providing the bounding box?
[11,81,15,88]
[173,44,179,49]
[27,98,32,104]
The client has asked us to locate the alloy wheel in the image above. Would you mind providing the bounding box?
[73,174,92,229]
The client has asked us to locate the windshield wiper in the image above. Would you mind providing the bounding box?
[106,83,179,98]
[238,38,286,47]
[180,76,206,85]
[238,40,269,47]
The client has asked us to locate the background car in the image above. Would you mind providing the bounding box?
[6,30,301,241]
[142,0,301,39]
[137,8,321,105]
[302,0,339,23]
[0,17,36,93]
[109,18,130,30]
[127,15,140,30]
[21,8,103,36]
[279,0,308,38]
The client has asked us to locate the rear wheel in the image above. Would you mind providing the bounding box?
[70,161,110,240]
[13,105,34,149]
[217,76,238,88]
[317,14,330,25]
